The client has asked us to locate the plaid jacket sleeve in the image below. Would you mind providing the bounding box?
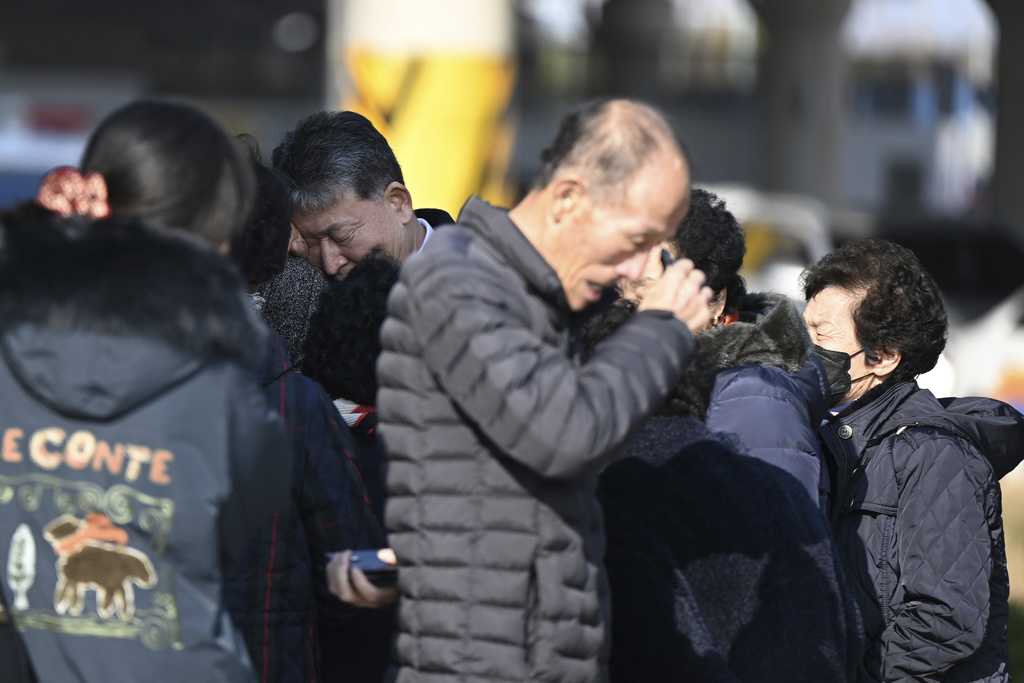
[294,380,384,626]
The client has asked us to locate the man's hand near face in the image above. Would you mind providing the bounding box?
[638,257,714,333]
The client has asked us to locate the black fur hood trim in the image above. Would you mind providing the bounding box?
[695,292,812,374]
[0,216,264,364]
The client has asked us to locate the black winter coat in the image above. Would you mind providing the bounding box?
[0,218,290,682]
[599,412,862,682]
[377,197,696,682]
[821,381,1023,682]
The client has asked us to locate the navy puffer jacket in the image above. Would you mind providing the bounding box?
[700,293,831,506]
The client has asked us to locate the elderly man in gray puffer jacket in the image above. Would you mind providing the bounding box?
[370,99,713,682]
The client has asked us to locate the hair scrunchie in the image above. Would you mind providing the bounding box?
[37,166,111,219]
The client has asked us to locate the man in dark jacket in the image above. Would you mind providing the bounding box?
[373,99,714,682]
[803,238,1024,682]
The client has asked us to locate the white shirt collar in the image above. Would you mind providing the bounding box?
[417,217,434,253]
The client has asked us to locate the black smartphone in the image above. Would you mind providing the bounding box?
[349,548,398,588]
[660,248,675,270]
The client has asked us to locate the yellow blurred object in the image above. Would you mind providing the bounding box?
[994,367,1024,413]
[343,48,517,216]
[1001,475,1024,606]
[739,222,779,275]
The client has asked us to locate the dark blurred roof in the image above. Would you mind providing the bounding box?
[0,0,325,98]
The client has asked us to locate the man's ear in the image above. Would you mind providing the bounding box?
[548,173,588,225]
[869,347,902,381]
[288,223,309,259]
[385,182,415,224]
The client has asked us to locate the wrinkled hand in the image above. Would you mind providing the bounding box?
[326,549,399,609]
[637,257,714,333]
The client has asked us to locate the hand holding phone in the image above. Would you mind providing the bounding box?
[325,549,399,608]
[660,248,675,271]
[349,548,398,588]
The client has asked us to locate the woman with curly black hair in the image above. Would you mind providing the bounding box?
[803,238,1022,682]
[620,188,832,507]
[619,187,745,325]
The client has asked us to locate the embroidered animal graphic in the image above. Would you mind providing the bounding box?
[42,513,156,621]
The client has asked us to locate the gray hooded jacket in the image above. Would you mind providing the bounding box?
[0,217,289,682]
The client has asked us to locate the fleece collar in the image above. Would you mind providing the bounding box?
[696,293,812,373]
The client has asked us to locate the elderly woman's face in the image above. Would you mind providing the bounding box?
[617,242,726,331]
[803,286,881,405]
[617,243,669,302]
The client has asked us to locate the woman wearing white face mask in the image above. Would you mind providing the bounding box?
[802,237,1023,683]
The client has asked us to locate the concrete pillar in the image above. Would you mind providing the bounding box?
[752,0,852,208]
[324,0,517,214]
[985,0,1024,235]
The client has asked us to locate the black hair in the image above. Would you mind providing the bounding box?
[81,99,256,246]
[302,249,400,405]
[673,188,747,311]
[578,299,717,419]
[801,237,948,384]
[272,110,404,215]
[532,99,681,202]
[229,136,291,286]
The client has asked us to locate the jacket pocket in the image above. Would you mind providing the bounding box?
[877,514,896,627]
[838,490,897,641]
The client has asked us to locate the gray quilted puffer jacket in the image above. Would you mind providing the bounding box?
[377,197,695,682]
[820,380,1023,683]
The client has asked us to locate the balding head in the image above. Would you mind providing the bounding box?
[510,99,691,312]
[532,99,683,204]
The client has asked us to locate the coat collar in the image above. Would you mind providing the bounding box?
[456,196,568,312]
[0,216,264,365]
[696,293,812,374]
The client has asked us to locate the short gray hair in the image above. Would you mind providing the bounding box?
[272,110,405,215]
